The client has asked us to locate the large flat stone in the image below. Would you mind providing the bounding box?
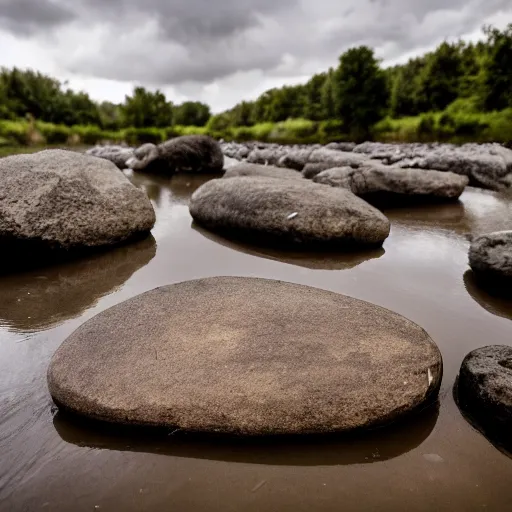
[48,277,442,435]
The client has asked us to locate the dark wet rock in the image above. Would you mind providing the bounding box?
[189,177,390,247]
[302,162,337,179]
[126,135,224,175]
[0,236,156,331]
[457,346,512,436]
[223,162,303,181]
[48,277,442,435]
[0,150,155,267]
[86,145,134,169]
[313,164,468,205]
[469,231,512,283]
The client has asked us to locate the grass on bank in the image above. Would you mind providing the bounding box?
[1,108,512,149]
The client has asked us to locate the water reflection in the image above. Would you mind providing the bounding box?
[54,400,439,466]
[384,200,469,235]
[463,270,512,319]
[192,223,385,270]
[0,236,156,332]
[127,171,220,205]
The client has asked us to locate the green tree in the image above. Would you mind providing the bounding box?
[419,42,463,111]
[121,87,173,128]
[173,101,211,126]
[482,24,512,111]
[320,68,336,120]
[333,46,388,137]
[389,57,426,117]
[304,73,326,121]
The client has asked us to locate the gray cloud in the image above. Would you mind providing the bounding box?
[0,0,74,35]
[0,0,511,110]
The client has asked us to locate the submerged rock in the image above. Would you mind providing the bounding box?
[126,135,224,175]
[469,231,512,283]
[0,150,155,267]
[48,277,442,434]
[313,164,468,205]
[223,162,303,180]
[189,176,390,247]
[457,345,512,436]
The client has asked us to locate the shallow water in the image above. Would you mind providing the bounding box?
[1,172,512,511]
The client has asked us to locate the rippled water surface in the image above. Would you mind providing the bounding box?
[1,172,512,511]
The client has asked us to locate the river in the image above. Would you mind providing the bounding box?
[1,171,512,511]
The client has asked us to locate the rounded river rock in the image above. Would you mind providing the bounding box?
[48,277,442,435]
[189,177,390,247]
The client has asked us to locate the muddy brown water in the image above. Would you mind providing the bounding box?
[1,171,512,511]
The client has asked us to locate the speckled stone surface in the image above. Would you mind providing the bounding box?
[223,162,303,180]
[457,345,512,432]
[48,277,442,435]
[469,231,512,280]
[189,177,390,247]
[0,149,155,251]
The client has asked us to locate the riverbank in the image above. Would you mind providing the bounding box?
[1,107,512,150]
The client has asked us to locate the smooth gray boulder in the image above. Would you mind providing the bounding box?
[48,277,442,434]
[469,231,512,282]
[223,162,303,180]
[126,135,224,175]
[308,148,369,168]
[86,145,134,169]
[457,345,512,435]
[189,176,390,247]
[246,147,288,166]
[313,164,468,204]
[223,156,240,170]
[0,150,155,266]
[325,142,357,152]
[277,148,316,170]
[302,162,337,179]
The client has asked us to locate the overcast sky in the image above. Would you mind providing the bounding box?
[1,0,512,112]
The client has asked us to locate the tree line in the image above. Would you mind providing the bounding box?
[0,71,211,130]
[0,24,511,139]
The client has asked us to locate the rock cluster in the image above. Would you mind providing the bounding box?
[86,145,134,169]
[221,141,512,190]
[48,277,442,435]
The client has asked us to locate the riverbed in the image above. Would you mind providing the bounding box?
[1,171,512,511]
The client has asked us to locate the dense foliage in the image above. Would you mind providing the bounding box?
[0,24,511,145]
